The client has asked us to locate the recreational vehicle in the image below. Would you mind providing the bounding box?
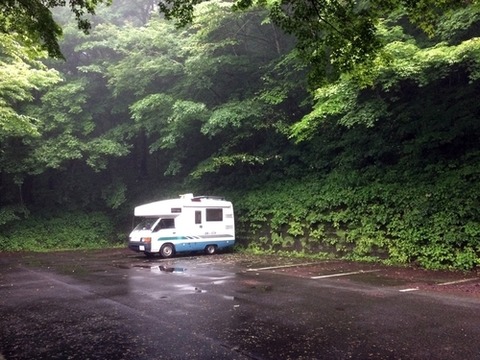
[128,194,235,257]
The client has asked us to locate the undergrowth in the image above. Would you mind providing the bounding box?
[0,212,118,251]
[232,158,480,270]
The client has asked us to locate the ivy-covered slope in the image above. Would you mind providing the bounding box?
[234,160,480,270]
[232,64,480,270]
[223,7,480,270]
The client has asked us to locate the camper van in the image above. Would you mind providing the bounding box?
[128,194,235,257]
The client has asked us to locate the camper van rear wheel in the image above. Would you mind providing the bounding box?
[205,245,217,255]
[160,244,174,258]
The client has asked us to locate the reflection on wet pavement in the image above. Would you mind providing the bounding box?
[154,265,186,273]
[1,250,480,360]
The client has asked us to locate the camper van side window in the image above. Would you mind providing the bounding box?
[161,218,175,229]
[206,208,223,222]
[195,211,202,224]
[153,218,175,232]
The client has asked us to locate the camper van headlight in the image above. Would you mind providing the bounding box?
[141,237,151,244]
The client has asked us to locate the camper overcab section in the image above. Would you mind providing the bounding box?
[128,194,235,257]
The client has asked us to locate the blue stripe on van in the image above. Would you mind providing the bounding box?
[157,234,234,241]
[157,236,189,241]
[174,240,235,252]
[155,236,235,252]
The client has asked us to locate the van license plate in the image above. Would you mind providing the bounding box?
[139,245,145,251]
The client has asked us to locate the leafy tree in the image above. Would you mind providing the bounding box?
[105,3,309,184]
[158,0,474,82]
[179,2,310,184]
[0,34,61,140]
[0,33,61,214]
[291,5,480,139]
[0,0,111,58]
[1,18,134,212]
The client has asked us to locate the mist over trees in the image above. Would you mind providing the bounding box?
[1,0,480,270]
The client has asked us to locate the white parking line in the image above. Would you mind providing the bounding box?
[399,288,419,292]
[438,278,479,286]
[310,270,380,279]
[247,263,319,272]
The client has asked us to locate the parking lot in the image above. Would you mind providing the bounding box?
[1,249,479,359]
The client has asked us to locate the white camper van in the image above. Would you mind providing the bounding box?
[128,194,235,257]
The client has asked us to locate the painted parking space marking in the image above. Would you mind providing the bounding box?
[246,263,479,296]
[399,288,419,292]
[311,270,380,279]
[247,263,319,272]
[438,278,479,286]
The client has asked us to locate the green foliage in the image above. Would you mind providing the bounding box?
[436,3,480,43]
[84,137,131,171]
[35,80,92,133]
[0,33,61,140]
[101,181,127,209]
[191,153,269,179]
[0,0,111,58]
[234,55,480,270]
[0,212,116,252]
[292,28,480,140]
[201,100,265,137]
[159,0,474,84]
[104,19,187,97]
[234,156,480,270]
[2,0,480,274]
[0,205,29,226]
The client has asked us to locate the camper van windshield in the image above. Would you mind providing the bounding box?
[134,218,158,231]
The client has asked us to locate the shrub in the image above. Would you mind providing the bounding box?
[0,212,117,251]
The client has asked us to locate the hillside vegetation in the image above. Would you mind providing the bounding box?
[0,0,479,269]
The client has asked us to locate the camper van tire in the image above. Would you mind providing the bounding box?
[205,244,217,255]
[160,243,175,258]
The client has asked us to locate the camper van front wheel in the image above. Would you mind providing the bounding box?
[205,245,217,255]
[160,244,175,258]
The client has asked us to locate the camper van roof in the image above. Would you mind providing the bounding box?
[191,195,225,201]
[134,194,230,217]
[179,194,225,201]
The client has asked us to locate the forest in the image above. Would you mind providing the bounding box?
[1,0,480,270]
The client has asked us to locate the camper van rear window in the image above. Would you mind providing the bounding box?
[206,208,223,222]
[171,208,182,213]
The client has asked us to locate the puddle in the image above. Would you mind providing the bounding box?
[174,284,207,293]
[152,266,186,273]
[211,275,233,285]
[114,264,131,269]
[132,264,152,269]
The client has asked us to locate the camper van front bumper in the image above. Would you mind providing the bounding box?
[128,240,151,253]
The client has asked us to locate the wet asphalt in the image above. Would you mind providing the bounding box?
[0,249,479,360]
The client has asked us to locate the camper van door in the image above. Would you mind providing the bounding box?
[150,218,176,251]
